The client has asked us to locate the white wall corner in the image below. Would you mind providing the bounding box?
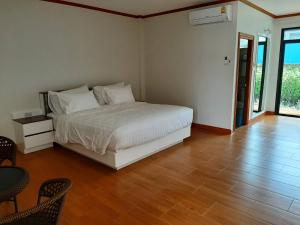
[229,2,239,131]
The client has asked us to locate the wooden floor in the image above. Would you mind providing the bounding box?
[2,115,300,224]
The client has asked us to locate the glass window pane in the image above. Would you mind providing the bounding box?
[253,44,265,112]
[240,39,248,48]
[257,44,265,65]
[259,36,267,42]
[284,29,300,41]
[284,43,300,64]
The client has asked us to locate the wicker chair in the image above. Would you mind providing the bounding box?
[0,137,17,212]
[0,178,72,225]
[0,136,16,166]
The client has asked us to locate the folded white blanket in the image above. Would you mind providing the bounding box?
[54,102,193,155]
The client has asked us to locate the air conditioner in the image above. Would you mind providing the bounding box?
[189,5,232,25]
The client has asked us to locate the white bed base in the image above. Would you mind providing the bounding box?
[58,126,191,170]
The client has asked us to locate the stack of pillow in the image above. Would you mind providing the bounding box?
[48,82,135,114]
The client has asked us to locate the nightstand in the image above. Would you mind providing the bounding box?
[13,116,54,154]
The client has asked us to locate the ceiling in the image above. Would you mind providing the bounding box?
[248,0,300,16]
[65,0,300,16]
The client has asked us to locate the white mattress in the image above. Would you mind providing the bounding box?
[51,102,193,155]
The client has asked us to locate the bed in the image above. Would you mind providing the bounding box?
[40,86,193,170]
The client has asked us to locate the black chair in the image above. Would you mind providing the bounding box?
[0,137,17,212]
[0,178,72,225]
[0,136,16,166]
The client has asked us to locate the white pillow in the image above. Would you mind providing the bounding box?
[57,91,99,114]
[48,85,89,114]
[104,85,135,105]
[93,82,124,105]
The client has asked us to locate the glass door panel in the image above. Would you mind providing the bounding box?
[236,38,249,128]
[278,42,300,116]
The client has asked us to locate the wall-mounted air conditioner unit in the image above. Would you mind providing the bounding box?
[189,5,232,26]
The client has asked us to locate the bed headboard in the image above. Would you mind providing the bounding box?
[39,91,52,115]
[39,88,93,115]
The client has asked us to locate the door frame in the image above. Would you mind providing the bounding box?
[233,32,255,130]
[275,26,300,118]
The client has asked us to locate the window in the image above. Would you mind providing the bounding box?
[276,27,300,117]
[253,36,268,112]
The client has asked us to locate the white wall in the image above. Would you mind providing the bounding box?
[0,0,141,140]
[143,1,279,130]
[266,16,300,112]
[236,2,274,118]
[144,3,238,130]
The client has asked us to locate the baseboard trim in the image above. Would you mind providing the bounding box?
[249,111,276,125]
[265,111,275,115]
[192,123,232,135]
[249,112,266,125]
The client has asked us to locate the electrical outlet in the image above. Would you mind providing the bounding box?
[224,56,231,65]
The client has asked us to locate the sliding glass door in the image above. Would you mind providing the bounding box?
[253,37,267,112]
[276,28,300,117]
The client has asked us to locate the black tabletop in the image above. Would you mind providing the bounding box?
[0,166,29,201]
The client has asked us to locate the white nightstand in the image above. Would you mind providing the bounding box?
[13,116,54,154]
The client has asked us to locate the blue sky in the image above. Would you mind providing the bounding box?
[284,43,300,64]
[257,45,265,65]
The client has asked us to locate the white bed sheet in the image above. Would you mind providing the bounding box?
[52,102,193,155]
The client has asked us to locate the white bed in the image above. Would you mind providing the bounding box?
[49,102,193,170]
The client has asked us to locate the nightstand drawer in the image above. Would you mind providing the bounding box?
[23,120,53,136]
[24,132,54,149]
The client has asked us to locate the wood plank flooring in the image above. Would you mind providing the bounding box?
[2,115,300,224]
